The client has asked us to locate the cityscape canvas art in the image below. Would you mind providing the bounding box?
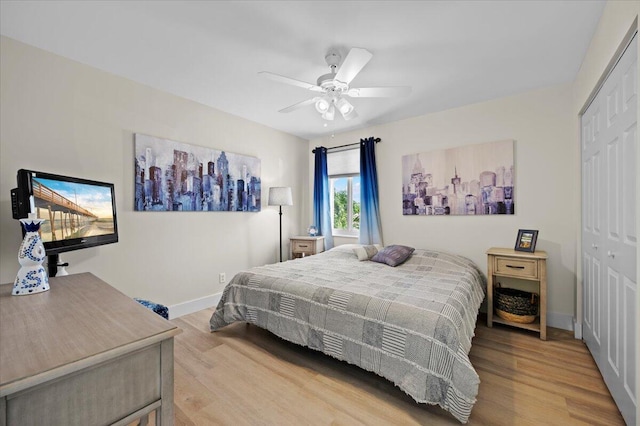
[402,140,514,216]
[134,134,261,212]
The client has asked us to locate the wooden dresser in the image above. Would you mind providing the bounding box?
[0,272,181,425]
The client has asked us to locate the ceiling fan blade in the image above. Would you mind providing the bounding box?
[347,86,411,98]
[334,48,373,85]
[259,71,324,92]
[278,97,319,113]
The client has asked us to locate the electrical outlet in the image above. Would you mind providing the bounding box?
[219,273,226,284]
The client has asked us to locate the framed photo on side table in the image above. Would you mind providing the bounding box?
[515,229,538,252]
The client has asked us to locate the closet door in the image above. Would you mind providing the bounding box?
[582,78,603,367]
[582,34,637,426]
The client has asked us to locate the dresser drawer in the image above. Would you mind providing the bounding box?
[292,240,314,253]
[494,256,538,279]
[6,345,160,425]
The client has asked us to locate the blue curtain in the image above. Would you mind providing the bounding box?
[313,147,334,249]
[359,137,383,245]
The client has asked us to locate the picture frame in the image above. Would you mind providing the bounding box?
[402,139,515,216]
[514,229,538,252]
[134,133,261,212]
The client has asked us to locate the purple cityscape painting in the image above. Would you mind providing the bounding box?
[134,134,261,212]
[402,140,514,216]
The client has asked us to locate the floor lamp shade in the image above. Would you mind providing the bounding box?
[268,187,293,207]
[268,187,293,262]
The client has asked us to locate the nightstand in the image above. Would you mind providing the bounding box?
[486,247,548,340]
[290,236,325,259]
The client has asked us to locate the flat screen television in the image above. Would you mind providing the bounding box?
[11,169,118,275]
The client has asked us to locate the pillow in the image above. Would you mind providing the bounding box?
[370,245,415,267]
[352,244,383,261]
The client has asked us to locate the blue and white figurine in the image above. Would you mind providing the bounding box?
[13,213,49,295]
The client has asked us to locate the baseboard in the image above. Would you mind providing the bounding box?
[168,292,222,320]
[546,311,574,332]
[573,318,583,339]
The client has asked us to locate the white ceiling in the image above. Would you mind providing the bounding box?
[0,1,605,141]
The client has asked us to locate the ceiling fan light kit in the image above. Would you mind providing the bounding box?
[335,97,353,115]
[260,47,411,122]
[322,105,335,121]
[315,97,330,113]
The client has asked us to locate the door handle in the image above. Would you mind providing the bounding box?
[591,243,598,250]
[607,251,615,258]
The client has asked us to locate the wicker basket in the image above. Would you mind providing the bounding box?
[495,286,538,324]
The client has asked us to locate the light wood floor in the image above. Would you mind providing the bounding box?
[168,308,624,426]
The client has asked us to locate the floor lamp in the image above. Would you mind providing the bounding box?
[268,187,293,262]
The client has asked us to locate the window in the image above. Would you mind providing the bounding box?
[330,175,360,236]
[327,148,360,237]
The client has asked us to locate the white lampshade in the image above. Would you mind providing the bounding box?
[268,187,293,206]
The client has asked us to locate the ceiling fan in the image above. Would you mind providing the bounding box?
[260,47,411,121]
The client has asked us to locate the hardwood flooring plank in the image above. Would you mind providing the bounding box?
[169,311,624,425]
[473,326,598,370]
[515,357,611,394]
[565,397,626,425]
[471,355,622,413]
[174,405,196,426]
[470,343,611,396]
[174,362,216,414]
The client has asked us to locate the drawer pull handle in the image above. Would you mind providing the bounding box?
[506,265,525,269]
[299,244,309,248]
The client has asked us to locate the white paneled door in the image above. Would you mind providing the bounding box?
[582,34,637,426]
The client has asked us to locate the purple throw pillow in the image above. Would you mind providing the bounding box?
[370,245,415,267]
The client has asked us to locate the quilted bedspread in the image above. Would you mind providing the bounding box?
[210,244,486,423]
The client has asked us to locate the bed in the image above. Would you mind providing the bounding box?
[210,244,486,423]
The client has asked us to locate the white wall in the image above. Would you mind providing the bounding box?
[310,83,577,329]
[0,36,309,310]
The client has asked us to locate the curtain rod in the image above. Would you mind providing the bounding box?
[312,138,381,154]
